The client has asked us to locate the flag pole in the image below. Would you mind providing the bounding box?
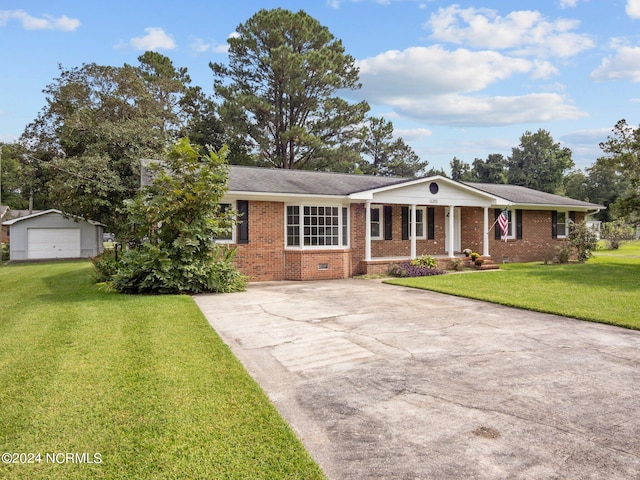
[486,207,508,234]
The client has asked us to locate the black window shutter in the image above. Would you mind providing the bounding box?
[427,207,435,240]
[494,209,501,240]
[401,207,409,240]
[551,211,558,239]
[237,200,249,244]
[384,206,393,240]
[516,209,523,240]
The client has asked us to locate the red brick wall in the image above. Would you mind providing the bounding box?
[234,200,587,280]
[234,200,352,281]
[489,210,585,263]
[233,201,286,281]
[284,250,351,280]
[460,207,484,254]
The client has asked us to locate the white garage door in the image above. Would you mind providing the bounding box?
[27,228,81,259]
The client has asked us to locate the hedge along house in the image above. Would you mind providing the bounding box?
[208,166,601,281]
[141,162,602,281]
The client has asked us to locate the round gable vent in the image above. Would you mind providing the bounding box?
[429,182,439,194]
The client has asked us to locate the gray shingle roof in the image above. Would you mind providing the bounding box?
[464,182,602,208]
[142,161,602,209]
[228,165,409,195]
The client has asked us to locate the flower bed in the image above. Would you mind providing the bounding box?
[389,262,447,278]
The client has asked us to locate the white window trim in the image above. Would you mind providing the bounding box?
[214,202,235,244]
[370,205,383,240]
[505,209,517,240]
[285,203,350,250]
[411,206,427,240]
[557,211,568,239]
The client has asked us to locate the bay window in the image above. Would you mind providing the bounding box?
[286,205,349,248]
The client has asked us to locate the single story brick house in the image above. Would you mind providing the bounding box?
[204,166,601,281]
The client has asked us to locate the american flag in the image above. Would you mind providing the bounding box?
[498,210,509,242]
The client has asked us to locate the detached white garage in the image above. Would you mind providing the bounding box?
[2,209,104,261]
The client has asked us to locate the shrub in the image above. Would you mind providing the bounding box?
[448,258,465,271]
[92,249,120,283]
[567,220,598,262]
[601,221,634,249]
[556,242,573,264]
[410,254,438,269]
[108,139,247,295]
[389,262,447,278]
[112,244,246,294]
[1,242,8,262]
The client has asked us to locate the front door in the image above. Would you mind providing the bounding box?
[444,207,461,253]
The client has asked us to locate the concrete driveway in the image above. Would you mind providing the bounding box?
[194,279,640,480]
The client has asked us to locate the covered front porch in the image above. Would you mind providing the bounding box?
[349,176,510,270]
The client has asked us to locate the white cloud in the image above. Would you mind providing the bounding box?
[426,5,594,58]
[190,32,238,54]
[356,46,533,101]
[561,128,611,145]
[560,0,580,8]
[353,45,584,126]
[590,45,640,82]
[190,38,211,53]
[627,0,640,19]
[394,128,433,140]
[129,27,176,51]
[388,93,586,127]
[0,10,80,31]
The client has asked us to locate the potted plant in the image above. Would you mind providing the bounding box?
[474,256,484,267]
[463,248,472,257]
[469,252,480,261]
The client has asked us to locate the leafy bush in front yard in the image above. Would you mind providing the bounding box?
[567,220,598,262]
[96,139,246,295]
[601,221,635,249]
[111,243,246,294]
[92,249,119,282]
[389,262,447,277]
[410,254,438,269]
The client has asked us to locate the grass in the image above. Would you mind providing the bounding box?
[385,243,640,330]
[596,239,640,256]
[0,261,325,479]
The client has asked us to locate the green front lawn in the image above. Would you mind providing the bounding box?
[0,261,325,479]
[385,251,640,330]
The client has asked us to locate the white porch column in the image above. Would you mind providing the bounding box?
[448,205,455,258]
[410,204,417,259]
[483,207,490,257]
[365,201,372,261]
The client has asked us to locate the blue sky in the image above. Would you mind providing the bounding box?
[1,0,640,172]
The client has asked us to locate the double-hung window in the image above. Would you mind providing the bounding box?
[556,211,567,238]
[414,207,426,239]
[214,203,234,243]
[370,207,382,240]
[286,205,349,248]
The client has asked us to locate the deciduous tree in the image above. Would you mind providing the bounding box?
[597,119,640,224]
[20,53,209,228]
[507,129,574,193]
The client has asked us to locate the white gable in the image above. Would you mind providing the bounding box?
[349,176,510,207]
